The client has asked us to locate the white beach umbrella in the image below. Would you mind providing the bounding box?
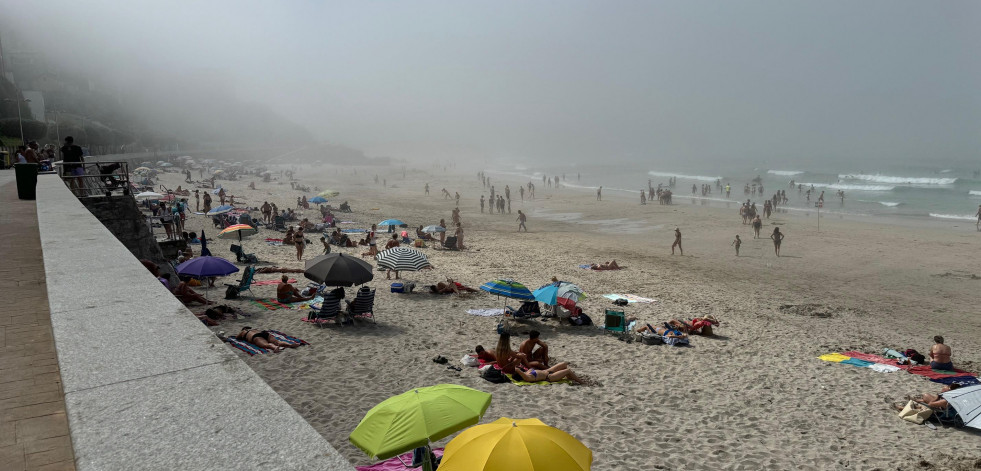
[135,191,165,200]
[940,384,981,430]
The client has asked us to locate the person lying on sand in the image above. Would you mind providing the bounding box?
[668,316,720,335]
[277,275,314,303]
[513,362,583,384]
[429,279,478,294]
[174,281,214,306]
[234,327,299,353]
[635,323,688,340]
[590,260,621,270]
[475,345,496,364]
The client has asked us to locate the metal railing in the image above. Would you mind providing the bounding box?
[59,161,133,198]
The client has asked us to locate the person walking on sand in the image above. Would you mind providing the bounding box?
[480,195,485,213]
[425,183,429,195]
[517,210,527,232]
[752,214,762,238]
[640,190,646,205]
[976,204,981,231]
[770,227,784,257]
[671,227,683,255]
[597,186,602,201]
[731,235,741,256]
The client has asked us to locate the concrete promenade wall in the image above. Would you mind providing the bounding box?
[34,174,354,470]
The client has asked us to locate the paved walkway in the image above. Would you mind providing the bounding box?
[0,174,76,471]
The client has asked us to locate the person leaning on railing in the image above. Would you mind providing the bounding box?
[60,136,85,194]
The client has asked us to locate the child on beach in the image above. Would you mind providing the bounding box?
[732,235,741,256]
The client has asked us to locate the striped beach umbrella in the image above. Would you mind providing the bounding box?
[375,247,432,272]
[533,281,586,309]
[479,279,534,300]
[217,224,258,241]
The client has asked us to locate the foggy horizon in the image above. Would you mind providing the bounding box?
[1,0,978,166]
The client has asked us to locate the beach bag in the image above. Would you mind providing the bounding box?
[482,367,509,384]
[224,286,239,299]
[461,355,479,367]
[898,401,933,425]
[904,349,926,365]
[613,298,628,306]
[391,282,405,293]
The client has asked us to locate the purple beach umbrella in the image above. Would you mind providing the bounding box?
[176,256,239,278]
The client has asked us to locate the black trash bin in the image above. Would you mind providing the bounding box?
[14,163,39,200]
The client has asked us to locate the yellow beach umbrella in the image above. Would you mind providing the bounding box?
[439,417,592,471]
[318,189,340,198]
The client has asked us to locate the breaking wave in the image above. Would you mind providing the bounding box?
[800,182,895,191]
[839,174,957,185]
[767,170,804,176]
[648,171,721,182]
[929,213,976,221]
[969,190,981,196]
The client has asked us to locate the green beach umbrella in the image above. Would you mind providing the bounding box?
[349,384,492,461]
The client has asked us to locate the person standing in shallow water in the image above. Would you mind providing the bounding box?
[770,227,784,257]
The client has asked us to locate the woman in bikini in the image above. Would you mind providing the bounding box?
[294,227,306,261]
[494,333,582,383]
[770,227,784,256]
[235,327,299,352]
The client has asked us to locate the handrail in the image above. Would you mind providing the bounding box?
[58,161,132,198]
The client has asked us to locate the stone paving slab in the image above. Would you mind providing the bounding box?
[0,174,76,471]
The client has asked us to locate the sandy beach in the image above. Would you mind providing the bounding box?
[157,164,980,470]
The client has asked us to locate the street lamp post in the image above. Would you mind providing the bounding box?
[3,97,31,144]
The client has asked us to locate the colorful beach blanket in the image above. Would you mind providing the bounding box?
[252,278,296,286]
[355,448,444,471]
[602,294,657,303]
[821,350,978,384]
[250,298,290,310]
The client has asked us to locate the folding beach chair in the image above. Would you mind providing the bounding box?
[307,292,345,327]
[274,216,287,231]
[346,287,376,323]
[223,265,257,299]
[604,309,628,340]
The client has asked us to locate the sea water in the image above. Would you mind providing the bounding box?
[485,161,981,225]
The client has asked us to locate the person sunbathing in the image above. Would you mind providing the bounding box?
[277,275,314,303]
[635,323,688,340]
[234,327,299,352]
[429,279,478,294]
[512,362,583,384]
[668,316,720,335]
[174,281,213,305]
[590,260,621,270]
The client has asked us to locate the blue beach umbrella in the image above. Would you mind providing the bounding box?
[309,196,328,204]
[176,256,239,278]
[480,279,534,301]
[533,281,586,309]
[207,205,234,215]
[378,219,408,227]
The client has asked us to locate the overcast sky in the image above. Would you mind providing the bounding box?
[3,0,979,165]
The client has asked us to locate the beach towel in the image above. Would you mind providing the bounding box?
[467,308,505,317]
[225,337,267,355]
[868,363,901,373]
[931,375,981,386]
[602,294,657,303]
[841,358,874,368]
[818,353,851,363]
[841,351,976,379]
[578,264,592,269]
[341,228,366,233]
[265,239,283,246]
[250,298,290,310]
[508,374,572,386]
[339,221,357,224]
[355,448,444,471]
[252,278,296,286]
[268,330,309,346]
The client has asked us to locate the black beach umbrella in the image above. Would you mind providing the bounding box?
[304,253,374,287]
